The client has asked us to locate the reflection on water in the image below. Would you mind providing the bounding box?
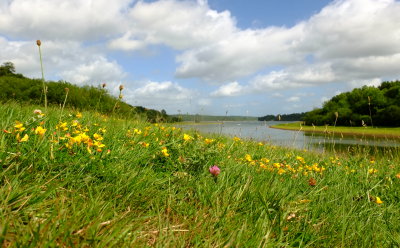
[178,121,400,155]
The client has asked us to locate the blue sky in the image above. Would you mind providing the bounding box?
[1,0,400,116]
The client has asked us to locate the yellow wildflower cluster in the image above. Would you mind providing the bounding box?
[242,154,326,177]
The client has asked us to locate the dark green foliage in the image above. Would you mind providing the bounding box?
[258,112,306,121]
[303,81,400,127]
[0,62,174,122]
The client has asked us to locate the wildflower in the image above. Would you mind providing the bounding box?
[71,120,79,127]
[183,134,193,141]
[14,121,25,132]
[33,109,43,115]
[76,112,82,118]
[93,133,103,141]
[119,85,124,91]
[296,156,305,164]
[368,168,378,174]
[277,168,286,175]
[209,165,220,176]
[93,140,105,148]
[204,138,214,144]
[245,154,253,162]
[133,128,142,135]
[56,122,68,131]
[16,133,29,142]
[308,177,317,186]
[161,147,169,157]
[396,173,400,179]
[34,126,47,136]
[375,197,383,204]
[233,136,241,142]
[139,142,149,148]
[3,129,11,134]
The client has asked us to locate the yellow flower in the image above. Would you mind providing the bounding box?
[76,112,82,118]
[133,128,142,135]
[204,138,214,144]
[56,122,68,131]
[296,156,305,164]
[233,136,241,142]
[245,154,253,162]
[94,140,105,148]
[161,147,170,157]
[14,121,26,132]
[368,168,378,174]
[183,134,193,141]
[376,197,383,204]
[93,133,103,141]
[35,126,47,136]
[16,133,29,142]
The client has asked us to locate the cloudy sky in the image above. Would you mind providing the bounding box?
[1,0,400,116]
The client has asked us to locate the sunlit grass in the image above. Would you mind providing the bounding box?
[271,121,400,138]
[1,102,400,247]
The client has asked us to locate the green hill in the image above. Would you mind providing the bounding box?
[0,62,178,123]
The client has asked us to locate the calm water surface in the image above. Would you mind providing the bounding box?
[179,121,400,153]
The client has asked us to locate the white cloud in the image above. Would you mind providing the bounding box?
[109,0,237,51]
[286,96,300,102]
[210,82,245,97]
[0,0,130,41]
[0,36,125,85]
[175,26,304,82]
[122,81,196,112]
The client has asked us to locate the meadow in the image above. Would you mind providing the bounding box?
[1,101,400,247]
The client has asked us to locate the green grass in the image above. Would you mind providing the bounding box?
[271,122,400,138]
[1,102,400,247]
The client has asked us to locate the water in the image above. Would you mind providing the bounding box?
[178,121,400,154]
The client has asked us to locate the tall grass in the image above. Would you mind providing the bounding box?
[1,101,400,247]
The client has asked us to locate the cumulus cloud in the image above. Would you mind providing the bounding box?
[210,82,245,97]
[123,81,196,110]
[0,0,130,40]
[109,0,237,51]
[0,36,125,85]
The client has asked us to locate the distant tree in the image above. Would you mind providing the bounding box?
[0,62,16,76]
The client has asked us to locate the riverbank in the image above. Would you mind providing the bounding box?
[270,122,400,138]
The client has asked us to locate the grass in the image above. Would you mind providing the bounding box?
[1,101,400,247]
[271,122,400,138]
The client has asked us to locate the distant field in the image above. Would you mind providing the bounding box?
[271,122,400,138]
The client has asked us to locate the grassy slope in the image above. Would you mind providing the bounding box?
[271,122,400,138]
[1,102,400,247]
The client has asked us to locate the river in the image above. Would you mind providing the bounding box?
[179,121,400,154]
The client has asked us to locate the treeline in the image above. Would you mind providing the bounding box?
[173,114,258,122]
[0,62,178,123]
[258,112,306,121]
[303,81,400,127]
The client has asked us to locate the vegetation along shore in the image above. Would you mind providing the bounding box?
[271,122,400,139]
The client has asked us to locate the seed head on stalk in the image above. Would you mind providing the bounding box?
[37,39,47,110]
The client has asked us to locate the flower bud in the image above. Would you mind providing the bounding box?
[36,40,41,46]
[209,165,221,177]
